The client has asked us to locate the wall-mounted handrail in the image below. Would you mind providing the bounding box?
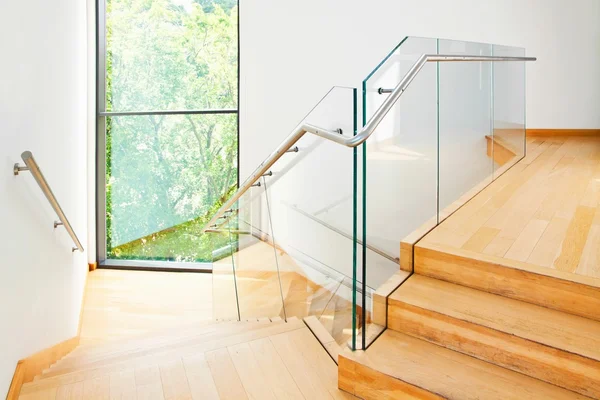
[203,53,536,232]
[14,151,84,252]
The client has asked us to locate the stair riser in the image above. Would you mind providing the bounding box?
[338,355,443,400]
[414,246,600,322]
[388,300,600,398]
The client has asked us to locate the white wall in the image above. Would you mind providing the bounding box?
[0,0,89,396]
[239,0,600,183]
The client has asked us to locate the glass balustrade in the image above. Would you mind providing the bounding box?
[206,87,362,346]
[357,37,527,348]
[206,37,528,351]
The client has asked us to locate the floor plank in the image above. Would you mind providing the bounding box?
[504,219,548,261]
[248,337,305,400]
[205,348,248,400]
[554,206,596,272]
[55,381,83,400]
[182,353,220,400]
[82,376,110,400]
[227,343,277,400]
[109,370,136,399]
[270,330,334,399]
[135,365,165,400]
[158,359,192,400]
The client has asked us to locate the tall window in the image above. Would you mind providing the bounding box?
[97,0,238,267]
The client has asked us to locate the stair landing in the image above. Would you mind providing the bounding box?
[414,136,600,321]
[418,135,600,284]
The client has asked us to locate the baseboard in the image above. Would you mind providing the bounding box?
[527,129,600,137]
[5,361,25,400]
[7,268,89,399]
[6,336,80,399]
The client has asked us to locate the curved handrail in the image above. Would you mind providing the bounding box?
[14,151,85,252]
[203,53,536,232]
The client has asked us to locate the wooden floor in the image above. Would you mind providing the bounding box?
[80,269,214,345]
[420,136,600,284]
[21,320,353,400]
[21,268,353,399]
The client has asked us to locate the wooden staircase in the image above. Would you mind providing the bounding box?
[339,250,600,399]
[337,136,600,399]
[17,316,352,399]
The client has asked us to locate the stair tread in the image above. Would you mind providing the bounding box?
[341,330,588,399]
[53,321,279,370]
[30,319,304,385]
[61,317,300,368]
[67,320,233,359]
[390,274,600,361]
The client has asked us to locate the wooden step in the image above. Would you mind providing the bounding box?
[20,324,348,400]
[51,317,299,375]
[388,274,600,398]
[47,320,282,374]
[338,330,588,399]
[414,243,600,321]
[63,320,232,361]
[24,319,305,391]
[486,134,519,166]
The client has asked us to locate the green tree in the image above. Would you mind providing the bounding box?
[104,0,238,262]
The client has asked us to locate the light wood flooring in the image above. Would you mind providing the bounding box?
[20,268,353,399]
[420,135,600,283]
[20,319,353,400]
[79,269,214,346]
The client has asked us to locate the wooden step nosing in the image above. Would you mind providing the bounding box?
[414,244,600,322]
[389,277,600,362]
[342,330,593,400]
[391,298,600,365]
[417,244,600,293]
[388,300,600,398]
[339,354,446,399]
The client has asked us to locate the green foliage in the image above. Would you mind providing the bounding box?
[104,0,238,262]
[194,0,237,13]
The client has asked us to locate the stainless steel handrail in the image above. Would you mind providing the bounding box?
[203,53,536,232]
[14,151,84,252]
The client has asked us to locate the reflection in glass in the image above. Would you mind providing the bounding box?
[106,113,237,262]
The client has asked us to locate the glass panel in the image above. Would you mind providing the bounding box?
[106,113,237,262]
[492,45,526,177]
[438,40,493,218]
[105,0,238,111]
[363,36,438,262]
[362,36,439,348]
[262,87,359,345]
[204,37,528,350]
[210,219,240,321]
[360,37,526,349]
[230,185,286,321]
